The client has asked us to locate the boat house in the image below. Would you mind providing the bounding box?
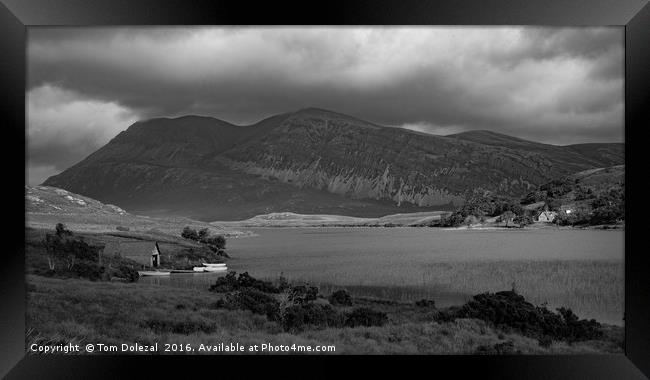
[151,242,161,267]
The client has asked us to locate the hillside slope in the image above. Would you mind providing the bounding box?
[26,186,245,237]
[44,108,624,221]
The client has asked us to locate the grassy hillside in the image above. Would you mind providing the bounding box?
[27,185,248,236]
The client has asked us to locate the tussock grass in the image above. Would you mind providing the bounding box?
[26,275,622,355]
[253,260,623,325]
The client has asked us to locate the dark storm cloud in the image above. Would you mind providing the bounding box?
[27,27,624,185]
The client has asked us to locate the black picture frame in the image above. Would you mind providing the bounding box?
[1,0,648,378]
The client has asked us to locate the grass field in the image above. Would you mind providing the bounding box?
[25,275,623,355]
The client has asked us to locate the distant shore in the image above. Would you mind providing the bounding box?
[211,211,624,230]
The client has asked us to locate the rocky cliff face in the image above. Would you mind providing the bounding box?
[44,108,624,221]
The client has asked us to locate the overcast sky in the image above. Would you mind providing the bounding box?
[27,26,624,185]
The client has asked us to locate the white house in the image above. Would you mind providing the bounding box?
[537,210,557,223]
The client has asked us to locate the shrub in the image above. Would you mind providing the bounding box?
[42,227,105,273]
[439,212,466,227]
[329,290,353,306]
[55,223,72,238]
[282,303,345,332]
[452,290,602,342]
[203,235,226,250]
[540,179,573,199]
[197,228,209,241]
[237,272,280,293]
[415,299,436,308]
[345,307,388,328]
[181,226,199,241]
[288,284,319,305]
[209,272,280,294]
[556,307,602,342]
[209,272,239,292]
[181,227,228,256]
[277,275,290,292]
[215,288,280,320]
[115,226,130,231]
[590,205,624,225]
[555,210,592,226]
[112,265,139,282]
[72,262,105,281]
[513,213,534,227]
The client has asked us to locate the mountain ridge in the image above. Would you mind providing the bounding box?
[44,108,624,221]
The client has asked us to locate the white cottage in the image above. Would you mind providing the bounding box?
[537,210,557,223]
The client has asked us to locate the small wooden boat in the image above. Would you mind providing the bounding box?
[138,270,171,276]
[193,267,207,272]
[203,266,228,272]
[202,263,227,267]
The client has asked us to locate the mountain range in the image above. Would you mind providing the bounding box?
[43,108,624,221]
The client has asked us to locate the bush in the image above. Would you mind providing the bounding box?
[197,228,209,241]
[540,179,573,199]
[288,284,319,305]
[555,210,591,226]
[42,226,105,274]
[203,235,226,250]
[55,223,72,238]
[513,213,534,227]
[415,299,436,308]
[345,307,388,328]
[71,262,105,281]
[277,275,290,292]
[209,272,240,292]
[181,226,199,241]
[115,226,130,231]
[209,272,280,294]
[282,303,345,332]
[438,212,466,227]
[329,290,353,306]
[215,288,280,320]
[590,205,624,225]
[112,265,139,282]
[182,227,228,256]
[452,290,602,342]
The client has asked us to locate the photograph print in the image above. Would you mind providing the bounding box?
[25,26,625,355]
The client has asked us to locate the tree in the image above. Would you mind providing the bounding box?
[42,224,104,271]
[197,228,209,241]
[55,223,72,238]
[181,226,199,241]
[204,235,227,255]
[513,213,533,228]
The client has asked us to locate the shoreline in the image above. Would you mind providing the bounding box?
[216,223,625,231]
